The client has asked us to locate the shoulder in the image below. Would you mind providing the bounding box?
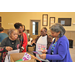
[58,35,69,44]
[59,35,68,41]
[23,32,27,36]
[4,33,8,36]
[1,37,9,44]
[0,33,8,36]
[47,34,52,38]
[2,37,9,41]
[16,39,20,43]
[36,35,40,40]
[0,33,3,36]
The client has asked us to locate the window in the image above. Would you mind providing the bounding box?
[32,22,38,35]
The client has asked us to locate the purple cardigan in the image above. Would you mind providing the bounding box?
[46,35,72,62]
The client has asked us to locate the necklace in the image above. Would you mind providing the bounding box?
[12,42,14,44]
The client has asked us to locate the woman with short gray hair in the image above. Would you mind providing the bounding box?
[39,23,72,62]
[50,23,66,37]
[0,29,20,62]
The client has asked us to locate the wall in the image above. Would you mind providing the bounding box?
[0,12,75,31]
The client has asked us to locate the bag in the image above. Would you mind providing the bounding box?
[4,55,9,62]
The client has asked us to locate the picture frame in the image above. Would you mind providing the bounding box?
[0,23,1,27]
[58,18,71,26]
[42,14,48,26]
[0,17,1,22]
[49,17,55,26]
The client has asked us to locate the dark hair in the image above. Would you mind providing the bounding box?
[14,23,22,29]
[0,27,4,32]
[50,23,66,37]
[23,25,25,31]
[43,27,47,32]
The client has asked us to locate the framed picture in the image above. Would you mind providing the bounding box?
[49,17,55,26]
[58,18,71,26]
[0,23,1,27]
[42,14,48,26]
[0,17,1,22]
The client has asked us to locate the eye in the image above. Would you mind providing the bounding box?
[52,33,54,34]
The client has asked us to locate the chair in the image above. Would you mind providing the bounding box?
[68,39,73,48]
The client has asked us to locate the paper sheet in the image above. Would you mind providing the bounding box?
[8,49,20,56]
[5,49,20,62]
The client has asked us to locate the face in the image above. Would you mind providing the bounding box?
[50,30,60,38]
[40,29,47,36]
[10,30,18,40]
[18,26,23,33]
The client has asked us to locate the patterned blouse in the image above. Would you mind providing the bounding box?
[51,41,57,55]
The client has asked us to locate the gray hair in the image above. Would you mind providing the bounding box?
[50,23,66,37]
[7,28,18,36]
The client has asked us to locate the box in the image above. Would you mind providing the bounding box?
[10,52,36,62]
[28,46,35,52]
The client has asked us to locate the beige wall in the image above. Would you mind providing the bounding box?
[0,12,75,31]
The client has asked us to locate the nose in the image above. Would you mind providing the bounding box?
[15,35,18,38]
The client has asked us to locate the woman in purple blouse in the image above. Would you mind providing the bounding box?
[39,23,72,62]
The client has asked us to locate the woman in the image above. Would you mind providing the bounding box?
[0,29,20,62]
[31,27,52,62]
[14,23,27,52]
[39,23,72,62]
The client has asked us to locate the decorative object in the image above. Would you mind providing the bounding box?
[0,17,1,22]
[50,17,55,26]
[42,14,48,26]
[0,23,1,27]
[58,18,71,26]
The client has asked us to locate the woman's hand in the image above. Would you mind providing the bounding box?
[5,46,13,51]
[39,54,46,59]
[42,50,47,54]
[31,40,36,45]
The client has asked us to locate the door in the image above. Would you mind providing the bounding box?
[30,20,41,40]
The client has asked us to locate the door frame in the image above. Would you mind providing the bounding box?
[30,20,41,39]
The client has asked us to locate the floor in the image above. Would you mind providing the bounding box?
[69,47,75,62]
[28,46,75,62]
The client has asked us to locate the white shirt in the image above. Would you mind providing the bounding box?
[36,35,49,61]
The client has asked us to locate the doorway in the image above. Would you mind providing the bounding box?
[30,20,41,39]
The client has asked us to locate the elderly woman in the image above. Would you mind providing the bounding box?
[0,29,20,62]
[39,23,72,62]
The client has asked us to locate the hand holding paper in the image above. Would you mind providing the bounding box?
[42,50,47,54]
[39,54,46,60]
